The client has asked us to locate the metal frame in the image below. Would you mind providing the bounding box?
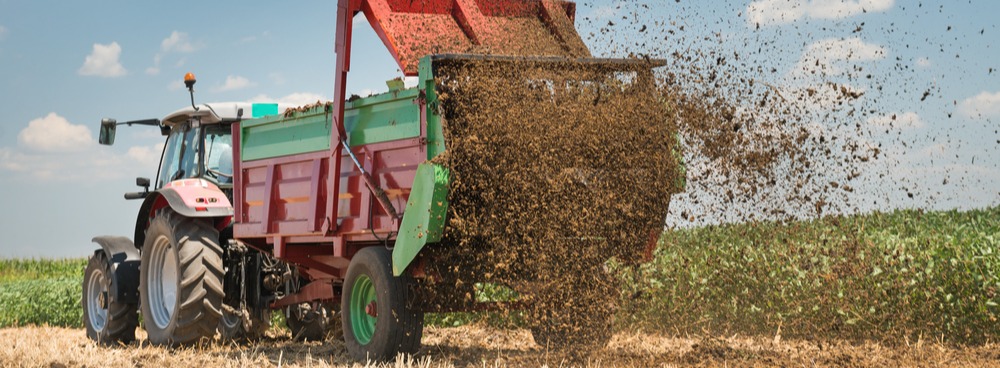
[233,0,593,308]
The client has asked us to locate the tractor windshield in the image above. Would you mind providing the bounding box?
[157,124,200,188]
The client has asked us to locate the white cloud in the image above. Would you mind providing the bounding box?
[920,143,947,157]
[789,38,886,78]
[214,75,255,92]
[0,143,160,182]
[958,91,1000,119]
[160,31,198,53]
[747,0,895,26]
[78,42,127,77]
[0,114,167,183]
[146,54,163,75]
[808,37,886,63]
[269,73,287,85]
[148,31,200,76]
[240,31,272,44]
[0,113,164,182]
[167,79,185,91]
[248,92,329,107]
[127,143,165,168]
[588,1,625,20]
[167,80,185,91]
[0,25,7,40]
[915,57,932,68]
[867,112,924,130]
[17,113,94,153]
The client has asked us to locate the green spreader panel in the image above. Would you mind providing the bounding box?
[240,106,332,161]
[344,88,421,147]
[393,162,450,276]
[240,88,422,162]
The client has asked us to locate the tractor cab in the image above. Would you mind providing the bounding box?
[156,102,287,189]
[99,101,291,199]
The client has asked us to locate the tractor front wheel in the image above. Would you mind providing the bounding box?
[139,209,225,345]
[82,253,138,344]
[342,247,423,362]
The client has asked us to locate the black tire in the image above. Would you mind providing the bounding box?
[139,208,225,346]
[342,247,423,362]
[219,306,270,341]
[82,253,138,345]
[286,302,339,341]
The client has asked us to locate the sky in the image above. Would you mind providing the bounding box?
[0,0,997,258]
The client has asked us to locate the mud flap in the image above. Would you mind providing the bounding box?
[392,162,450,276]
[91,236,141,304]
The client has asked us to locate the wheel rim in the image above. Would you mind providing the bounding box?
[86,267,108,332]
[147,235,179,329]
[221,307,242,330]
[349,274,377,345]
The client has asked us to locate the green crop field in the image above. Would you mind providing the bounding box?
[0,258,86,328]
[2,207,998,344]
[620,206,1000,343]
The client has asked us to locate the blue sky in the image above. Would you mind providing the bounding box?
[0,0,996,258]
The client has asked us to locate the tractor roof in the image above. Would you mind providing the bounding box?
[161,102,296,127]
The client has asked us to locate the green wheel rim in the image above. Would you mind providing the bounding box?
[350,274,377,345]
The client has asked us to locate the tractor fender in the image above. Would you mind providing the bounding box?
[91,236,141,304]
[133,179,233,247]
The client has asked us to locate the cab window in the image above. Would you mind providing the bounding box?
[203,124,233,185]
[156,124,199,188]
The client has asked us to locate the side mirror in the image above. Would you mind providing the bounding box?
[99,118,117,145]
[124,177,151,200]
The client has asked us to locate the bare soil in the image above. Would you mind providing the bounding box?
[2,326,999,367]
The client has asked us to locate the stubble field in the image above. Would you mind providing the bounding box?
[5,325,1000,368]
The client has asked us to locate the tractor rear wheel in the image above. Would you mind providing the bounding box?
[342,247,423,362]
[139,208,225,345]
[82,253,138,344]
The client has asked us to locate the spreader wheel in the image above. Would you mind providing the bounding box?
[82,252,138,345]
[342,247,423,362]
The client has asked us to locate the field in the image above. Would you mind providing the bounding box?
[1,207,998,367]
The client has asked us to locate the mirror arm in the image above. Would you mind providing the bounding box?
[124,192,148,200]
[120,119,160,127]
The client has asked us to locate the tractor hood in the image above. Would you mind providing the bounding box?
[161,102,295,128]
